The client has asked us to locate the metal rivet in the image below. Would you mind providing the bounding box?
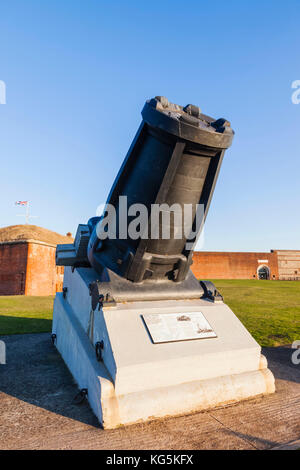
[95,341,104,362]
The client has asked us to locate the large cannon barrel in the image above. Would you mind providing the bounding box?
[87,96,234,284]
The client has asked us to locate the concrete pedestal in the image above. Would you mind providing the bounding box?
[52,267,275,429]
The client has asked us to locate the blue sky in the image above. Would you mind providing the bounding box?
[0,0,299,252]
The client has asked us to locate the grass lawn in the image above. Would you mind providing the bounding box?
[0,296,54,335]
[0,280,299,346]
[213,280,300,347]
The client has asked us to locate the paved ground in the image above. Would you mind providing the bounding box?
[0,333,299,450]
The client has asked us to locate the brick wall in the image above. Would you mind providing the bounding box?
[0,241,64,296]
[191,251,279,280]
[0,242,28,295]
[1,240,299,296]
[273,250,300,280]
[25,242,64,296]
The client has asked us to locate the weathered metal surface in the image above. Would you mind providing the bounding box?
[56,96,234,302]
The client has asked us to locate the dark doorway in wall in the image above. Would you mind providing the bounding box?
[258,265,270,280]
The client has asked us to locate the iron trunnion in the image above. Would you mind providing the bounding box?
[56,96,234,305]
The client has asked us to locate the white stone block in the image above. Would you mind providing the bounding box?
[52,267,275,429]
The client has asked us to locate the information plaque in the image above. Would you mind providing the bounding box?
[142,311,217,344]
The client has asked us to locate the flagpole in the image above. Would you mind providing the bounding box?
[26,202,29,224]
[16,201,38,224]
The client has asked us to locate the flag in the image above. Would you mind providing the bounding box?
[15,201,28,206]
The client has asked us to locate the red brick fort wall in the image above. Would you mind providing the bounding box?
[25,242,63,296]
[191,251,279,280]
[0,242,28,295]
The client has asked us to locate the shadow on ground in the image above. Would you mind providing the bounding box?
[221,428,281,449]
[0,333,299,450]
[263,346,300,384]
[0,332,100,428]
